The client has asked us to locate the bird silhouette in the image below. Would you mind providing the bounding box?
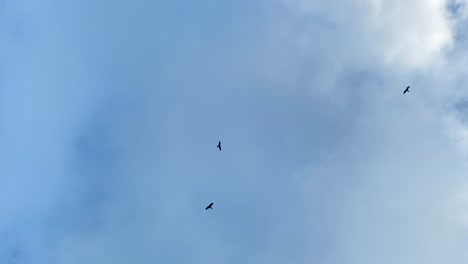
[217,141,221,151]
[403,86,410,94]
[205,203,213,210]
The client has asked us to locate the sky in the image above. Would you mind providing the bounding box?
[1,0,468,263]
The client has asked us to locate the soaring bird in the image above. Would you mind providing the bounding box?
[217,141,221,151]
[205,203,214,210]
[403,86,410,94]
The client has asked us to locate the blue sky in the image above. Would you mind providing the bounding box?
[1,0,468,263]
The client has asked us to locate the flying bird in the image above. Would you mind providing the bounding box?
[217,141,221,151]
[205,203,213,210]
[403,86,410,94]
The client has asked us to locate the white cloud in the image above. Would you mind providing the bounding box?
[270,0,468,263]
[279,0,459,71]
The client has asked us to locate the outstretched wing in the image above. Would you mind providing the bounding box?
[404,86,410,93]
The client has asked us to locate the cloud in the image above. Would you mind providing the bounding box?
[1,0,468,264]
[280,0,455,70]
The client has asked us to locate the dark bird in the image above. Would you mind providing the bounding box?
[217,141,221,151]
[403,86,410,94]
[205,203,214,210]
